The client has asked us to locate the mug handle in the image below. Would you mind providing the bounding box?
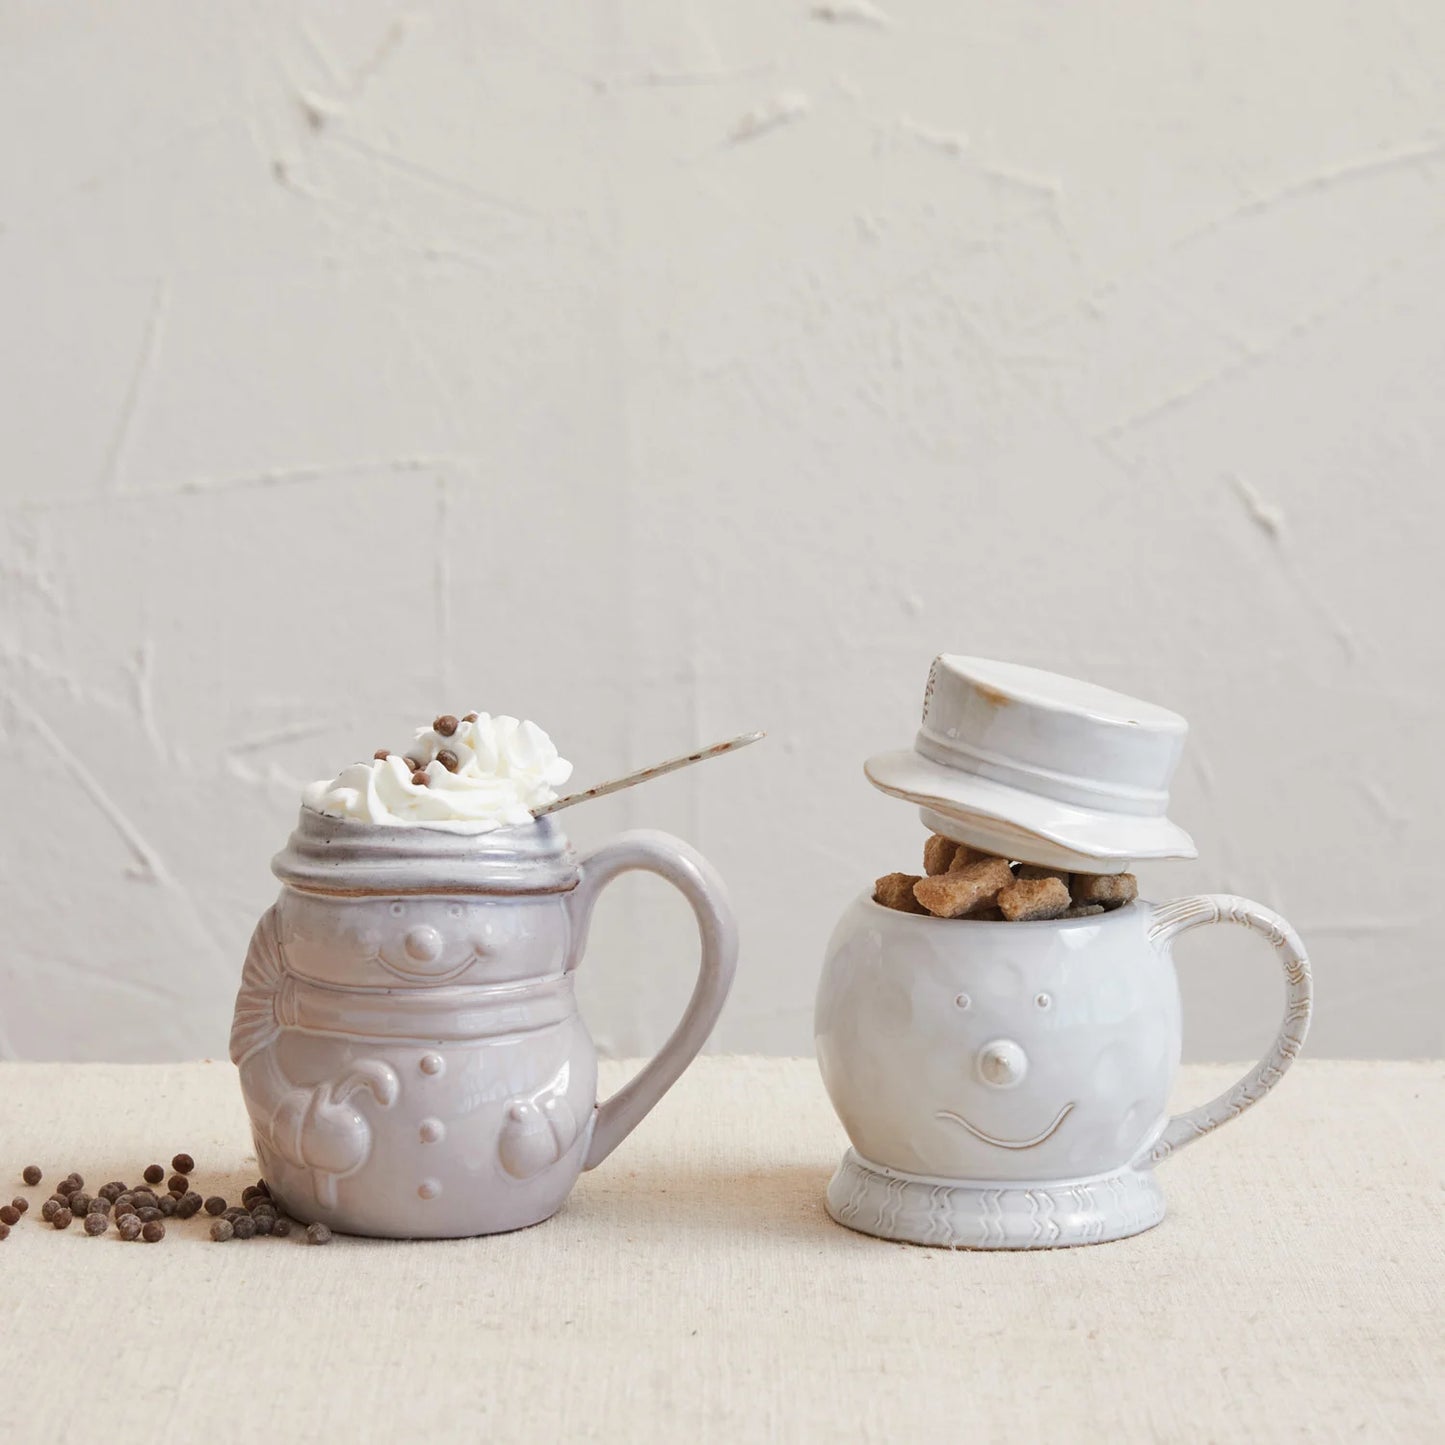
[565,829,738,1170]
[1145,894,1312,1165]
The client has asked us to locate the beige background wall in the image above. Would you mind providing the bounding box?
[3,1,1442,1061]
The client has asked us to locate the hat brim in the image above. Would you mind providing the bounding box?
[864,749,1197,867]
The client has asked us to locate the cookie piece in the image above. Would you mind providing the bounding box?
[875,873,928,913]
[1070,872,1138,910]
[913,857,1014,918]
[997,876,1071,922]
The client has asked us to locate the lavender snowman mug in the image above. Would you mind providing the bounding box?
[231,807,736,1238]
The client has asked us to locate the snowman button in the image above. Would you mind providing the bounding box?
[404,925,444,963]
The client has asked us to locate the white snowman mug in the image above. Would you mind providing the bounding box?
[816,890,1312,1248]
[231,807,735,1238]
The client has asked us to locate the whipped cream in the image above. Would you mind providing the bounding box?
[303,713,573,833]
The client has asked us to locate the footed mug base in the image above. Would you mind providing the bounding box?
[825,1149,1166,1249]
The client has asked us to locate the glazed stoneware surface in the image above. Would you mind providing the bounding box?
[231,810,736,1239]
[816,891,1311,1248]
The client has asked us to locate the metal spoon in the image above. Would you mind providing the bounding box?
[533,730,765,816]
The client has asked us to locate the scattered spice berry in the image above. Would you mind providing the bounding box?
[22,1165,41,1186]
[141,1221,165,1243]
[68,1192,91,1215]
[241,1186,260,1206]
[11,1197,29,1215]
[271,1218,292,1238]
[411,770,430,786]
[209,1219,234,1242]
[203,1196,226,1216]
[83,1213,108,1236]
[136,1207,163,1224]
[41,1199,60,1222]
[232,1216,256,1240]
[116,1215,142,1241]
[167,1174,188,1196]
[436,749,460,773]
[54,1178,76,1198]
[253,1180,271,1198]
[252,1214,275,1236]
[0,1222,9,1241]
[52,1208,73,1230]
[88,1197,110,1215]
[433,714,459,737]
[143,1165,165,1185]
[99,1181,126,1202]
[171,1153,194,1175]
[305,1222,333,1246]
[223,1207,247,1224]
[114,1197,137,1218]
[176,1193,203,1219]
[158,1196,178,1217]
[131,1188,159,1208]
[0,1205,19,1226]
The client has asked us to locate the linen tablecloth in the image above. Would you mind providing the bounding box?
[0,1058,1439,1441]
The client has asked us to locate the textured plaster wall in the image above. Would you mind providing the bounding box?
[2,2,1443,1062]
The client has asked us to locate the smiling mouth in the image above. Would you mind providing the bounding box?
[934,1101,1076,1150]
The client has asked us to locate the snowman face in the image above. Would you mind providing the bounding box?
[278,890,572,989]
[817,898,1181,1181]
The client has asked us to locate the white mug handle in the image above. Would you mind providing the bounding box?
[565,829,737,1170]
[1146,894,1312,1165]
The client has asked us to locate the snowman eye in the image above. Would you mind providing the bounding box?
[954,993,971,1011]
[390,902,405,917]
[1035,992,1052,1010]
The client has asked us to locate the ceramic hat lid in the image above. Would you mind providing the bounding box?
[864,655,1197,871]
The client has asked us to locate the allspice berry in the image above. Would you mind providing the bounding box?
[40,1198,60,1222]
[54,1178,76,1198]
[0,1205,20,1226]
[52,1208,73,1230]
[68,1192,91,1215]
[83,1213,108,1237]
[171,1153,195,1175]
[210,1218,234,1242]
[305,1222,333,1246]
[11,1197,28,1215]
[157,1196,178,1217]
[100,1181,126,1202]
[88,1197,110,1215]
[131,1188,159,1208]
[22,1165,42,1186]
[141,1221,165,1243]
[167,1174,188,1196]
[0,1222,9,1241]
[203,1196,227,1216]
[433,714,459,737]
[116,1214,143,1241]
[232,1215,256,1240]
[252,1213,275,1236]
[176,1193,203,1219]
[271,1218,292,1238]
[143,1165,165,1186]
[436,750,460,773]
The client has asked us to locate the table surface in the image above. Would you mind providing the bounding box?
[0,1057,1440,1442]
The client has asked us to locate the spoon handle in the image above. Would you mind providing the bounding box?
[533,730,765,816]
